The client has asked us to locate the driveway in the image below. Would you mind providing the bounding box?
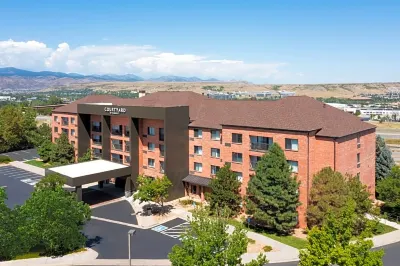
[1,148,38,161]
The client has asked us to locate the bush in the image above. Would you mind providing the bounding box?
[263,245,273,252]
[0,155,12,164]
[248,237,256,244]
[179,199,194,206]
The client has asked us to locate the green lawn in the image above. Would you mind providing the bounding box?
[24,160,52,169]
[13,251,41,260]
[374,223,397,235]
[227,219,308,249]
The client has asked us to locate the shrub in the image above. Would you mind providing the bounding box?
[0,155,12,164]
[248,237,256,244]
[263,245,273,252]
[179,199,194,206]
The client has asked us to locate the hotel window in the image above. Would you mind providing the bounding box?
[125,141,130,152]
[232,152,243,163]
[211,148,220,158]
[148,127,155,136]
[70,117,76,124]
[232,133,242,144]
[194,162,203,172]
[112,153,123,163]
[54,127,58,133]
[93,148,102,159]
[250,155,261,170]
[148,158,155,168]
[159,144,165,157]
[211,165,220,175]
[288,160,298,173]
[92,135,102,145]
[211,130,221,140]
[71,129,76,136]
[54,116,58,122]
[61,128,69,135]
[112,139,123,150]
[71,141,75,146]
[250,136,273,151]
[194,145,203,155]
[92,121,101,132]
[61,117,69,126]
[160,161,165,174]
[125,156,131,164]
[111,125,123,136]
[357,136,361,148]
[159,128,164,141]
[357,153,361,168]
[191,185,197,194]
[148,142,155,151]
[285,139,299,151]
[234,172,243,182]
[194,128,202,138]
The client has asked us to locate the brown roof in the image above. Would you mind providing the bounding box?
[53,94,123,113]
[54,92,375,138]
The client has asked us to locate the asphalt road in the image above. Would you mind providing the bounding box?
[1,148,38,161]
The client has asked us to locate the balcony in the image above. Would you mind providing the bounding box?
[111,130,123,136]
[125,156,131,164]
[125,145,130,152]
[250,161,257,170]
[61,119,69,126]
[112,143,123,151]
[93,152,102,159]
[250,142,269,151]
[92,126,101,133]
[111,157,123,164]
[92,139,102,145]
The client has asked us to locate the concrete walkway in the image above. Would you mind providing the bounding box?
[9,161,45,176]
[365,214,400,248]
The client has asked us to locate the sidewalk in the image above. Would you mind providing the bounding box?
[365,214,400,248]
[9,161,45,176]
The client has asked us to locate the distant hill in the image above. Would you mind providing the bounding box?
[0,67,220,91]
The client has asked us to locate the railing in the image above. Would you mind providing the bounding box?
[125,157,131,164]
[250,142,269,151]
[93,153,102,159]
[125,145,130,152]
[112,143,123,151]
[92,139,102,145]
[160,149,165,157]
[111,157,123,164]
[111,130,123,136]
[92,126,101,132]
[250,161,257,170]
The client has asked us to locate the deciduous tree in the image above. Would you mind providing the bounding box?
[168,208,267,266]
[208,163,242,216]
[300,200,384,266]
[37,139,55,163]
[376,135,394,181]
[50,133,75,165]
[134,175,172,213]
[377,166,400,221]
[246,143,300,235]
[31,123,52,148]
[78,148,92,163]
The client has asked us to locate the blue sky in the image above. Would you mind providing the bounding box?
[0,0,399,84]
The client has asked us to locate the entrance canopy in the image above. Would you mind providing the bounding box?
[46,160,131,187]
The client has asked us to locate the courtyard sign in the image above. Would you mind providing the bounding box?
[104,107,127,115]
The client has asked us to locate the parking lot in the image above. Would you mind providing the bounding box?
[1,148,38,162]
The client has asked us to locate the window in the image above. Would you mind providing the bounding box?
[148,142,155,151]
[92,135,102,144]
[211,148,220,158]
[71,141,75,146]
[70,117,76,124]
[357,153,360,168]
[194,145,203,155]
[191,185,197,194]
[54,127,58,133]
[71,129,76,136]
[288,160,298,173]
[211,165,220,175]
[92,121,101,132]
[148,127,155,136]
[194,128,202,138]
[61,128,69,135]
[234,172,243,182]
[160,161,165,173]
[194,162,203,172]
[111,153,123,163]
[112,139,123,150]
[357,136,361,148]
[148,158,155,168]
[125,141,130,152]
[125,126,130,137]
[285,139,299,151]
[160,144,165,157]
[159,128,164,141]
[232,133,242,144]
[125,156,131,164]
[250,136,273,151]
[61,117,69,126]
[54,116,58,122]
[112,125,123,135]
[211,130,221,140]
[250,155,261,169]
[92,148,102,159]
[232,152,243,163]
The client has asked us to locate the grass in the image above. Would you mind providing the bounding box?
[385,139,400,145]
[12,246,86,261]
[24,160,52,169]
[368,121,400,129]
[374,223,397,236]
[227,218,308,249]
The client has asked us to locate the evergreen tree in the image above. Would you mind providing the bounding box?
[300,200,384,266]
[31,123,52,148]
[78,148,92,163]
[246,143,300,235]
[377,166,400,220]
[208,163,242,216]
[37,139,54,163]
[50,133,75,165]
[376,135,394,181]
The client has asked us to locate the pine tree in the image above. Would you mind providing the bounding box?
[50,133,75,165]
[246,143,300,235]
[208,163,242,216]
[78,148,92,163]
[376,135,394,181]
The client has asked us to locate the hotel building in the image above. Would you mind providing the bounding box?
[51,91,376,228]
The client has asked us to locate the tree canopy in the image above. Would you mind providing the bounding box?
[50,133,75,165]
[78,148,92,163]
[376,135,394,181]
[134,175,172,213]
[300,200,384,266]
[377,166,400,221]
[246,143,300,235]
[168,208,267,266]
[208,163,242,216]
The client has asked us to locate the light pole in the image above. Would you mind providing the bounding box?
[128,229,136,266]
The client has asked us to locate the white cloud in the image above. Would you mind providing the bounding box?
[0,39,287,81]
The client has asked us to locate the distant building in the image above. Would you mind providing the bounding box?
[138,90,147,98]
[0,96,12,101]
[278,90,296,97]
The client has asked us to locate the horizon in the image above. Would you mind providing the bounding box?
[0,0,399,84]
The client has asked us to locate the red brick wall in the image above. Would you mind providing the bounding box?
[52,113,78,158]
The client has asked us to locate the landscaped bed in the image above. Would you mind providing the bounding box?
[24,160,52,169]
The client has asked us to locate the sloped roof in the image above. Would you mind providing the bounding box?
[53,91,375,138]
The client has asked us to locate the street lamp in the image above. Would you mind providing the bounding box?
[128,229,136,266]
